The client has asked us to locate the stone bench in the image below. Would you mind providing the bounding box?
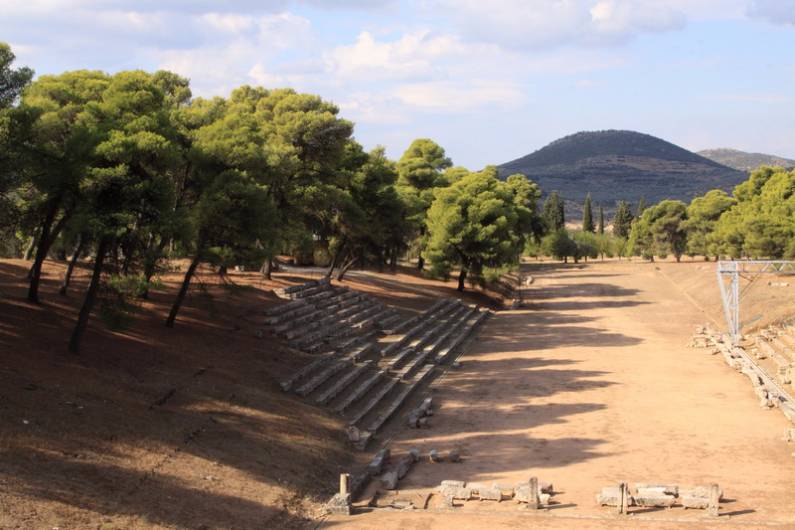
[334,370,384,413]
[265,302,316,326]
[296,360,350,397]
[387,347,416,371]
[264,298,307,318]
[436,311,489,365]
[316,360,374,405]
[389,299,453,335]
[365,365,434,434]
[280,356,333,392]
[347,377,399,426]
[425,307,479,357]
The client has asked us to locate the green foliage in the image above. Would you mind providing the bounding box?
[541,229,575,261]
[627,199,688,261]
[0,43,34,109]
[98,274,154,330]
[684,189,735,258]
[612,200,633,239]
[571,230,598,262]
[424,166,531,290]
[542,191,565,232]
[582,193,594,232]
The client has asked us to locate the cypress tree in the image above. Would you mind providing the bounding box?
[543,191,565,232]
[598,205,605,234]
[635,196,647,220]
[613,200,633,238]
[582,193,594,232]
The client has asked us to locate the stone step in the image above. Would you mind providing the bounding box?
[365,365,435,433]
[315,290,359,310]
[344,341,377,363]
[264,298,307,318]
[387,347,416,371]
[347,378,399,426]
[378,313,402,331]
[279,356,333,392]
[265,301,315,326]
[409,306,469,351]
[333,331,376,352]
[352,308,393,331]
[771,337,795,363]
[275,278,329,299]
[397,349,432,379]
[296,360,350,397]
[389,298,451,335]
[425,307,479,356]
[335,299,376,321]
[435,311,489,365]
[315,361,374,405]
[333,370,385,413]
[293,282,333,300]
[381,301,461,357]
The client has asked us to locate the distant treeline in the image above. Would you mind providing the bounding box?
[532,165,795,263]
[0,44,547,352]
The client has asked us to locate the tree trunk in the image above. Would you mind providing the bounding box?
[165,252,202,328]
[457,267,467,292]
[260,258,272,280]
[28,200,68,303]
[336,254,357,282]
[417,255,425,271]
[59,234,85,296]
[389,247,397,271]
[141,237,169,299]
[23,227,40,261]
[68,237,110,354]
[325,239,346,279]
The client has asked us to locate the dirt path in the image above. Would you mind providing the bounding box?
[325,261,795,529]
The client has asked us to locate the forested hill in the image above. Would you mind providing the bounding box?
[498,130,746,206]
[697,148,795,172]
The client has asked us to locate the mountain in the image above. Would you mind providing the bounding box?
[697,148,795,172]
[498,130,747,208]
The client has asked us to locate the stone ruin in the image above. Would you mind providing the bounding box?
[597,482,723,516]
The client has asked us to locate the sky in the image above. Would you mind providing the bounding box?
[3,0,795,169]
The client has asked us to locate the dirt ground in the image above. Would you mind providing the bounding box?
[0,258,496,529]
[325,260,795,529]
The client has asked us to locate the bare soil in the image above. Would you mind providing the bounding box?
[0,258,489,529]
[326,260,795,529]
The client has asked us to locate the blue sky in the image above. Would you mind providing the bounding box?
[3,0,794,168]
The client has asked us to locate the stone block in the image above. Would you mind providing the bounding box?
[635,484,678,497]
[477,486,503,502]
[409,448,420,462]
[447,449,461,462]
[597,486,634,507]
[440,480,466,488]
[325,493,352,515]
[381,471,398,490]
[429,449,442,462]
[367,448,390,476]
[633,494,676,508]
[395,455,414,480]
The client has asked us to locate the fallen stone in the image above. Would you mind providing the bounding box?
[447,449,461,462]
[633,494,676,508]
[390,500,414,510]
[635,484,678,497]
[680,485,723,501]
[440,480,466,488]
[493,483,514,498]
[477,486,503,502]
[418,417,430,428]
[539,481,554,494]
[409,447,420,462]
[429,449,442,463]
[514,485,550,506]
[367,448,390,476]
[680,496,709,509]
[395,455,414,480]
[381,471,398,490]
[596,486,634,507]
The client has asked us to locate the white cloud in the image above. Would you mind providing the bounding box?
[747,0,795,24]
[392,80,523,111]
[432,0,686,49]
[324,30,469,81]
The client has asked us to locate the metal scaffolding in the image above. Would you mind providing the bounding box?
[716,260,795,345]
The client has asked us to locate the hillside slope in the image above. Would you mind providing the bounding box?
[698,148,795,172]
[499,130,746,207]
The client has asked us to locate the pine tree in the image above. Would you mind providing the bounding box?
[582,193,594,232]
[598,205,605,234]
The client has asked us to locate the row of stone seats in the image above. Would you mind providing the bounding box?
[276,290,490,448]
[273,277,331,300]
[265,279,400,354]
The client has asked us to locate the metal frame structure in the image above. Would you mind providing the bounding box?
[717,260,795,345]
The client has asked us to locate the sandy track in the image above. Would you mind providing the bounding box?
[326,261,795,529]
